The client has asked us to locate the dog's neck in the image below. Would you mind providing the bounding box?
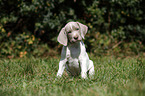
[67,41,82,48]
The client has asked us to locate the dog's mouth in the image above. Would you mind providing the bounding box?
[70,40,81,44]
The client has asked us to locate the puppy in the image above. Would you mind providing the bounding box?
[56,22,94,79]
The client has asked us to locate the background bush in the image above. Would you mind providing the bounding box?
[0,0,145,58]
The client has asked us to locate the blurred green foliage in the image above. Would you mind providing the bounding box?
[85,0,145,56]
[0,0,145,58]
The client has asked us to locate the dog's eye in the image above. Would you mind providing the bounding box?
[68,31,71,33]
[76,28,79,30]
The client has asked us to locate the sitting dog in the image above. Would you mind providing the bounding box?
[56,21,94,79]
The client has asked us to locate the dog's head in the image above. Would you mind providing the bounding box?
[57,22,88,46]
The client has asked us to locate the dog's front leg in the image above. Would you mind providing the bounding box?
[80,58,88,79]
[56,60,67,78]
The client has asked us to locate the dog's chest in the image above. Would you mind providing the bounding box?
[66,47,81,75]
[66,46,80,59]
[66,46,80,67]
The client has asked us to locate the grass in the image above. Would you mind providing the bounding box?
[0,56,145,96]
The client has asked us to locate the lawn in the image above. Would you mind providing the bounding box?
[0,56,145,96]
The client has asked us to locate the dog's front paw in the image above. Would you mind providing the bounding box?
[55,74,62,81]
[81,73,88,79]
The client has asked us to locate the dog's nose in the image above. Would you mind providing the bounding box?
[74,36,78,40]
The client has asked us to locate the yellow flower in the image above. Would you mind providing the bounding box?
[2,28,6,32]
[26,35,29,38]
[20,52,23,55]
[28,41,33,44]
[121,11,125,14]
[18,46,22,49]
[88,23,93,28]
[47,2,50,6]
[24,51,27,55]
[32,35,35,41]
[19,52,24,58]
[20,55,23,58]
[19,51,27,57]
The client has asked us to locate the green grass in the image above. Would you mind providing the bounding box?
[0,56,145,96]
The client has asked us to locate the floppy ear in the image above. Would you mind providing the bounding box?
[77,22,88,39]
[57,28,68,46]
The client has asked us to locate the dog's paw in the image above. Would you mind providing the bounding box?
[81,73,88,79]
